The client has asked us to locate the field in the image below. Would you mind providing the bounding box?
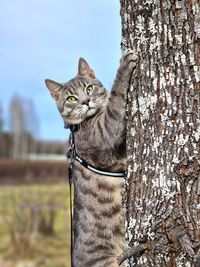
[0,184,71,267]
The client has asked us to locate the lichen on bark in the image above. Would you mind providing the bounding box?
[120,0,200,266]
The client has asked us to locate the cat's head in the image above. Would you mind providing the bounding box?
[45,58,108,128]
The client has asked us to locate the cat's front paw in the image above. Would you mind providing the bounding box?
[120,50,137,72]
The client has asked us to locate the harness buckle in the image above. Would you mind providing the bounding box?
[66,131,76,163]
[66,147,73,159]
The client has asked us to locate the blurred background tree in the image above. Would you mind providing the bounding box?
[10,95,27,159]
[9,95,38,159]
[0,102,3,132]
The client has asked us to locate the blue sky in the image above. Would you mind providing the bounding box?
[0,0,121,140]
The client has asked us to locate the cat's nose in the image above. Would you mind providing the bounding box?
[82,99,90,106]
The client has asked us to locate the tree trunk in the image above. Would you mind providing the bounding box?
[120,0,200,266]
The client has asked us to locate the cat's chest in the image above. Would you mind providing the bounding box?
[74,129,126,171]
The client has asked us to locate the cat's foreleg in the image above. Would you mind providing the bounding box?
[102,50,137,147]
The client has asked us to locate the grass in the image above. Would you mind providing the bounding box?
[0,184,71,267]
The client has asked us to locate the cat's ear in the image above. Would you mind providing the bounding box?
[45,79,64,101]
[78,58,95,79]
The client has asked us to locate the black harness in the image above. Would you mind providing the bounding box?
[66,125,125,266]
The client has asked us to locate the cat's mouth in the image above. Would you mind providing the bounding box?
[80,100,103,121]
[85,105,97,117]
[88,102,97,109]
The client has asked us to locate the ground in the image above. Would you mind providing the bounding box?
[0,184,71,267]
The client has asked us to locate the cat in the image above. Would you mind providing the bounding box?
[45,50,137,267]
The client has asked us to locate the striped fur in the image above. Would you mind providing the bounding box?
[45,52,137,267]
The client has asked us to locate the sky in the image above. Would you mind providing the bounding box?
[0,0,121,141]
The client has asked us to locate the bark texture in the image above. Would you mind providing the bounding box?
[120,0,200,266]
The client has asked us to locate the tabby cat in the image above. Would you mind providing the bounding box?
[45,51,137,267]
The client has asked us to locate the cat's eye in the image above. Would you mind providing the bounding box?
[66,96,77,103]
[85,85,94,95]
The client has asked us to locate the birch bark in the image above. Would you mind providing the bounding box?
[120,0,200,266]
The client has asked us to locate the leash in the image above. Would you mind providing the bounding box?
[66,126,76,267]
[66,125,125,266]
[68,163,74,267]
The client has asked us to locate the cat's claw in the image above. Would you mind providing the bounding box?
[120,49,137,73]
[123,49,137,61]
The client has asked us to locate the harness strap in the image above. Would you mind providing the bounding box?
[75,154,125,177]
[70,126,125,178]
